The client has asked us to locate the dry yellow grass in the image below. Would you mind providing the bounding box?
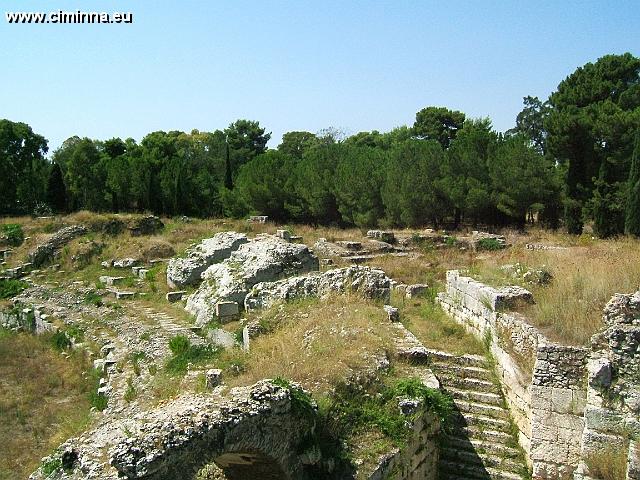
[226,295,393,395]
[0,331,93,480]
[470,236,640,345]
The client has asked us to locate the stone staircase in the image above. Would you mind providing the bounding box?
[426,349,530,480]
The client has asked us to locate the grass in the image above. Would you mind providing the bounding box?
[226,295,393,395]
[165,335,222,375]
[468,236,640,345]
[0,279,28,299]
[0,329,94,480]
[393,289,485,356]
[584,446,629,480]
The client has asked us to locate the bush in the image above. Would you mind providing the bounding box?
[50,331,71,351]
[476,237,503,251]
[0,279,28,299]
[166,335,221,375]
[82,291,103,307]
[1,223,24,246]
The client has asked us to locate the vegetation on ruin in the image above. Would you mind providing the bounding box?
[0,329,94,480]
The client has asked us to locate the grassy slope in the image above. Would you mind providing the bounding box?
[0,331,93,480]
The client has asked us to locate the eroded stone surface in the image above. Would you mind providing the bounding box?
[28,225,87,267]
[244,265,392,311]
[167,232,249,288]
[186,236,318,325]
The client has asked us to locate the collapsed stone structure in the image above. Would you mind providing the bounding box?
[31,379,440,480]
[244,265,392,310]
[28,224,87,267]
[185,235,319,325]
[438,270,640,479]
[166,232,249,288]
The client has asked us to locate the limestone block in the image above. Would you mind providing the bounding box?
[588,357,612,389]
[215,301,240,322]
[406,284,428,299]
[551,387,575,414]
[137,268,149,279]
[166,291,186,303]
[584,407,625,433]
[205,369,222,389]
[384,304,400,322]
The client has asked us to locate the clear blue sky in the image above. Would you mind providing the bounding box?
[1,0,638,153]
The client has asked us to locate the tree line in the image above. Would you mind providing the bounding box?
[1,53,638,237]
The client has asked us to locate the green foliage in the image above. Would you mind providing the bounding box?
[46,162,67,213]
[272,377,316,418]
[391,378,455,427]
[41,457,63,476]
[88,368,108,411]
[476,237,503,251]
[0,279,28,299]
[547,52,640,235]
[82,290,103,307]
[625,134,640,237]
[0,119,49,215]
[50,331,71,351]
[166,335,221,375]
[323,376,455,448]
[413,106,466,149]
[1,223,24,246]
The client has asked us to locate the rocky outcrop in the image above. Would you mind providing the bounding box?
[28,225,87,267]
[244,265,392,310]
[128,215,164,236]
[166,232,249,288]
[186,236,318,325]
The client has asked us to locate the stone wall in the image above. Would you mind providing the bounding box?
[0,302,56,334]
[575,291,640,480]
[438,270,589,478]
[366,410,439,480]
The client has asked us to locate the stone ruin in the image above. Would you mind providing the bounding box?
[184,235,319,325]
[438,270,640,479]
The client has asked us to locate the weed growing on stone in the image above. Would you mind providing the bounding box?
[165,335,222,375]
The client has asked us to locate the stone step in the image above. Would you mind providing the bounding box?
[454,400,509,420]
[425,349,488,368]
[463,426,515,444]
[452,412,512,433]
[438,461,527,480]
[441,448,525,474]
[443,435,521,458]
[431,364,495,382]
[446,387,504,407]
[436,375,501,394]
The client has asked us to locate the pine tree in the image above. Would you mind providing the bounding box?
[625,134,640,237]
[46,162,67,213]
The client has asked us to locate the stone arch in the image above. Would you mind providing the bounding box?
[110,381,317,480]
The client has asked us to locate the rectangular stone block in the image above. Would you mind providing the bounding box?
[215,301,240,322]
[166,291,186,303]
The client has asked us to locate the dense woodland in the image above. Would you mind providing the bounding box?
[1,53,639,237]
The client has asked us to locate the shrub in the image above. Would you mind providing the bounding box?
[166,335,221,375]
[0,279,28,299]
[476,237,503,251]
[82,290,103,307]
[1,223,24,246]
[50,331,71,351]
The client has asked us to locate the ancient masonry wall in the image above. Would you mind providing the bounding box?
[438,270,589,479]
[366,410,440,480]
[0,302,56,334]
